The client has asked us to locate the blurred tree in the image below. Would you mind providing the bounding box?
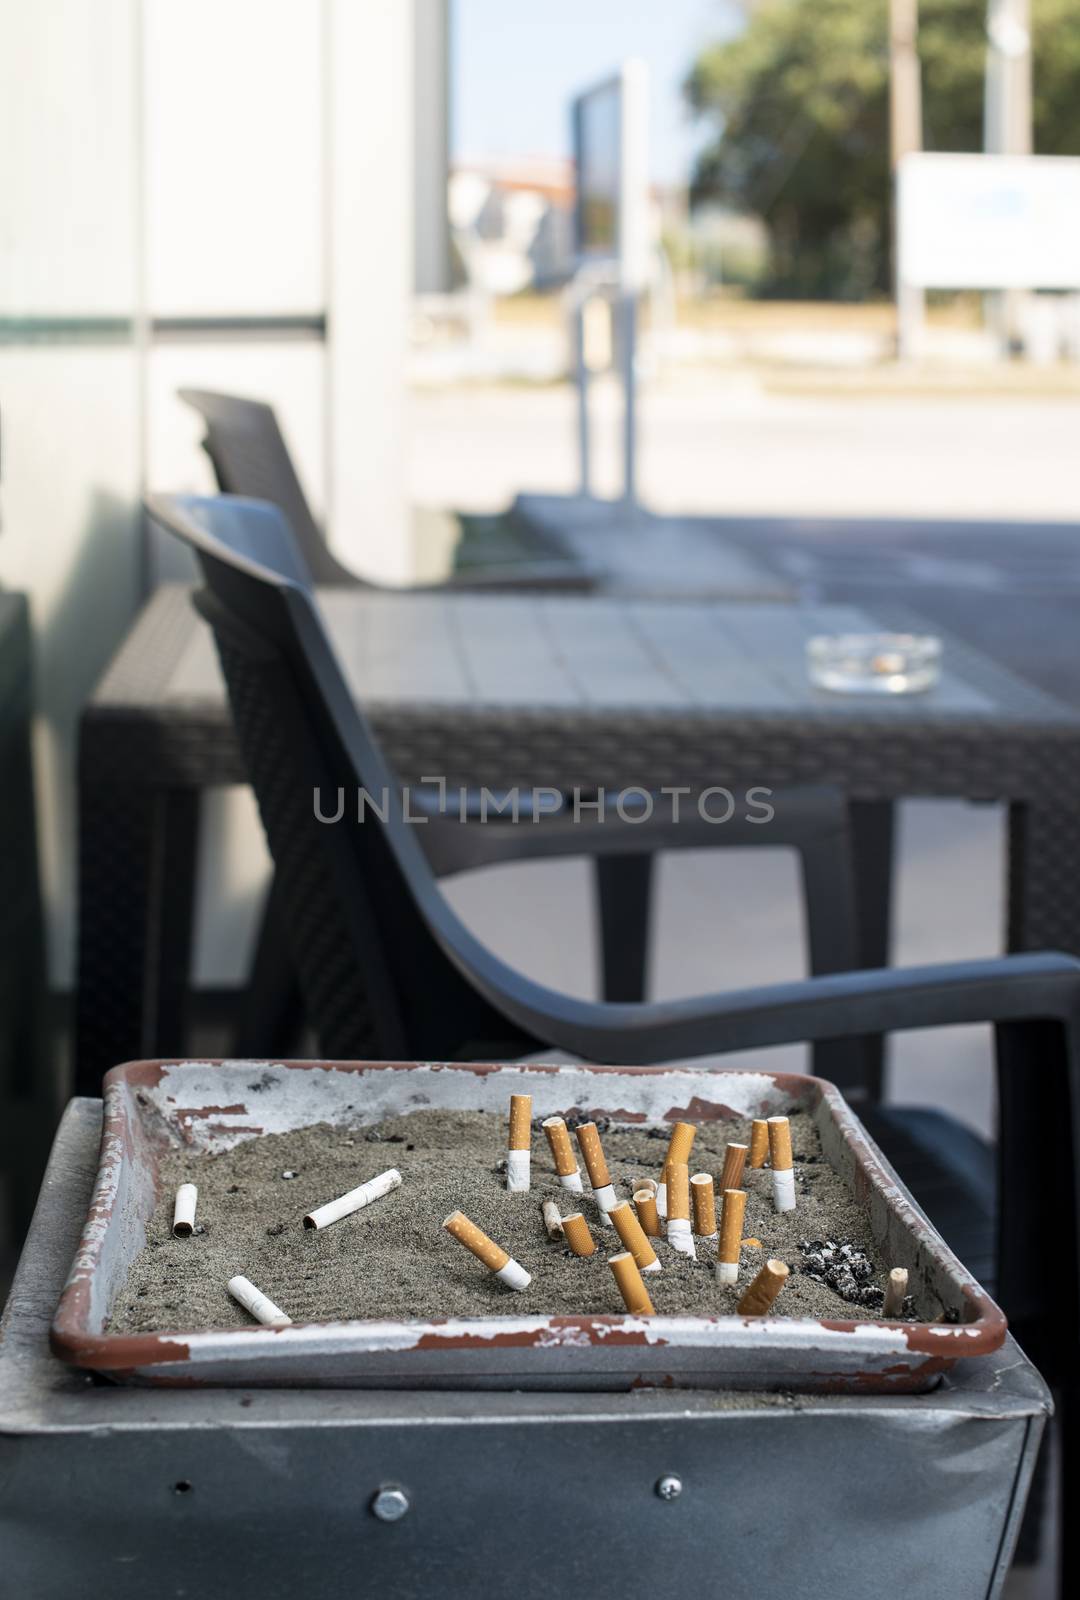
[686,0,1080,298]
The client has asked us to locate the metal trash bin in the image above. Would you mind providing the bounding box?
[0,1100,1051,1599]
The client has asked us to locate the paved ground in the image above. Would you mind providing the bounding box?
[410,376,1080,522]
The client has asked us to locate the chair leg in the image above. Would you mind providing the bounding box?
[1059,1381,1079,1594]
[595,854,653,1003]
[799,814,882,1097]
[845,800,896,1095]
[234,870,306,1057]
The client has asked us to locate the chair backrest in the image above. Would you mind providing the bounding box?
[178,390,358,587]
[145,492,537,1063]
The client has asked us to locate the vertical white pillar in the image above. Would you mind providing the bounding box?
[325,0,415,585]
[414,0,452,296]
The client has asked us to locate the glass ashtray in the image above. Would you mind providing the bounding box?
[806,633,941,695]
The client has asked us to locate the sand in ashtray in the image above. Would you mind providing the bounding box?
[108,1109,920,1333]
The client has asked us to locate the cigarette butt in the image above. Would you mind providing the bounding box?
[609,1250,655,1316]
[610,1201,661,1273]
[719,1143,748,1194]
[542,1116,583,1191]
[665,1161,696,1258]
[444,1210,531,1290]
[541,1199,565,1240]
[636,1176,658,1196]
[667,1162,690,1221]
[303,1167,402,1230]
[509,1093,532,1149]
[656,1180,668,1220]
[749,1119,769,1168]
[172,1183,197,1238]
[563,1212,596,1257]
[883,1266,909,1318]
[227,1274,291,1327]
[634,1189,662,1237]
[576,1122,617,1223]
[575,1122,611,1190]
[768,1116,796,1211]
[737,1259,790,1317]
[662,1121,697,1175]
[507,1094,532,1191]
[767,1116,793,1170]
[691,1172,717,1238]
[715,1188,747,1285]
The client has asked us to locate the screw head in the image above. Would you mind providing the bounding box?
[371,1486,410,1522]
[655,1474,683,1501]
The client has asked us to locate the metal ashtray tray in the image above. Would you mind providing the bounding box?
[807,632,942,694]
[51,1059,1006,1392]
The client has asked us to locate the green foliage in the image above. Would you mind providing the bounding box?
[686,0,1080,298]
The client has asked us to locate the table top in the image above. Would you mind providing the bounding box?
[93,583,1075,729]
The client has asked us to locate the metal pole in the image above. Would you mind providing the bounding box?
[984,0,1033,350]
[619,291,637,507]
[890,0,924,361]
[574,296,591,499]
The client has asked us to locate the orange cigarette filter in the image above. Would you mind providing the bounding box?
[690,1173,717,1236]
[666,1161,691,1222]
[749,1120,769,1168]
[610,1201,659,1271]
[542,1116,577,1176]
[509,1094,532,1151]
[719,1142,748,1194]
[737,1258,790,1316]
[609,1250,655,1316]
[575,1122,611,1189]
[767,1116,794,1171]
[443,1211,509,1273]
[661,1121,697,1178]
[718,1188,747,1265]
[634,1189,662,1237]
[562,1213,596,1257]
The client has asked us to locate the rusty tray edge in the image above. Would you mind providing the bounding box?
[50,1059,1007,1390]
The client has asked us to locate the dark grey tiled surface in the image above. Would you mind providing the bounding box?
[151,589,1067,722]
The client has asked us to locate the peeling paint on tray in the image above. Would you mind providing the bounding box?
[51,1059,1008,1391]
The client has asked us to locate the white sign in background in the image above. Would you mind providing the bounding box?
[898,152,1080,290]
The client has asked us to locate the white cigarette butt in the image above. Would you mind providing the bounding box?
[228,1274,291,1327]
[883,1266,909,1318]
[494,1258,532,1292]
[172,1183,197,1238]
[541,1199,565,1240]
[715,1261,739,1286]
[303,1168,402,1230]
[666,1217,696,1259]
[506,1149,531,1192]
[656,1181,668,1220]
[772,1168,797,1213]
[558,1168,584,1193]
[594,1182,618,1226]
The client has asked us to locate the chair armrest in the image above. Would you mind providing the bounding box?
[429,880,1080,1063]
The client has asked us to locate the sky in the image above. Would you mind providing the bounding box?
[451,0,742,186]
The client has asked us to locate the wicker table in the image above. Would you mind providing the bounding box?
[76,584,1080,1091]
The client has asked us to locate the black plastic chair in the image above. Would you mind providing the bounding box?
[160,439,873,1084]
[178,387,595,593]
[149,491,1080,1587]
